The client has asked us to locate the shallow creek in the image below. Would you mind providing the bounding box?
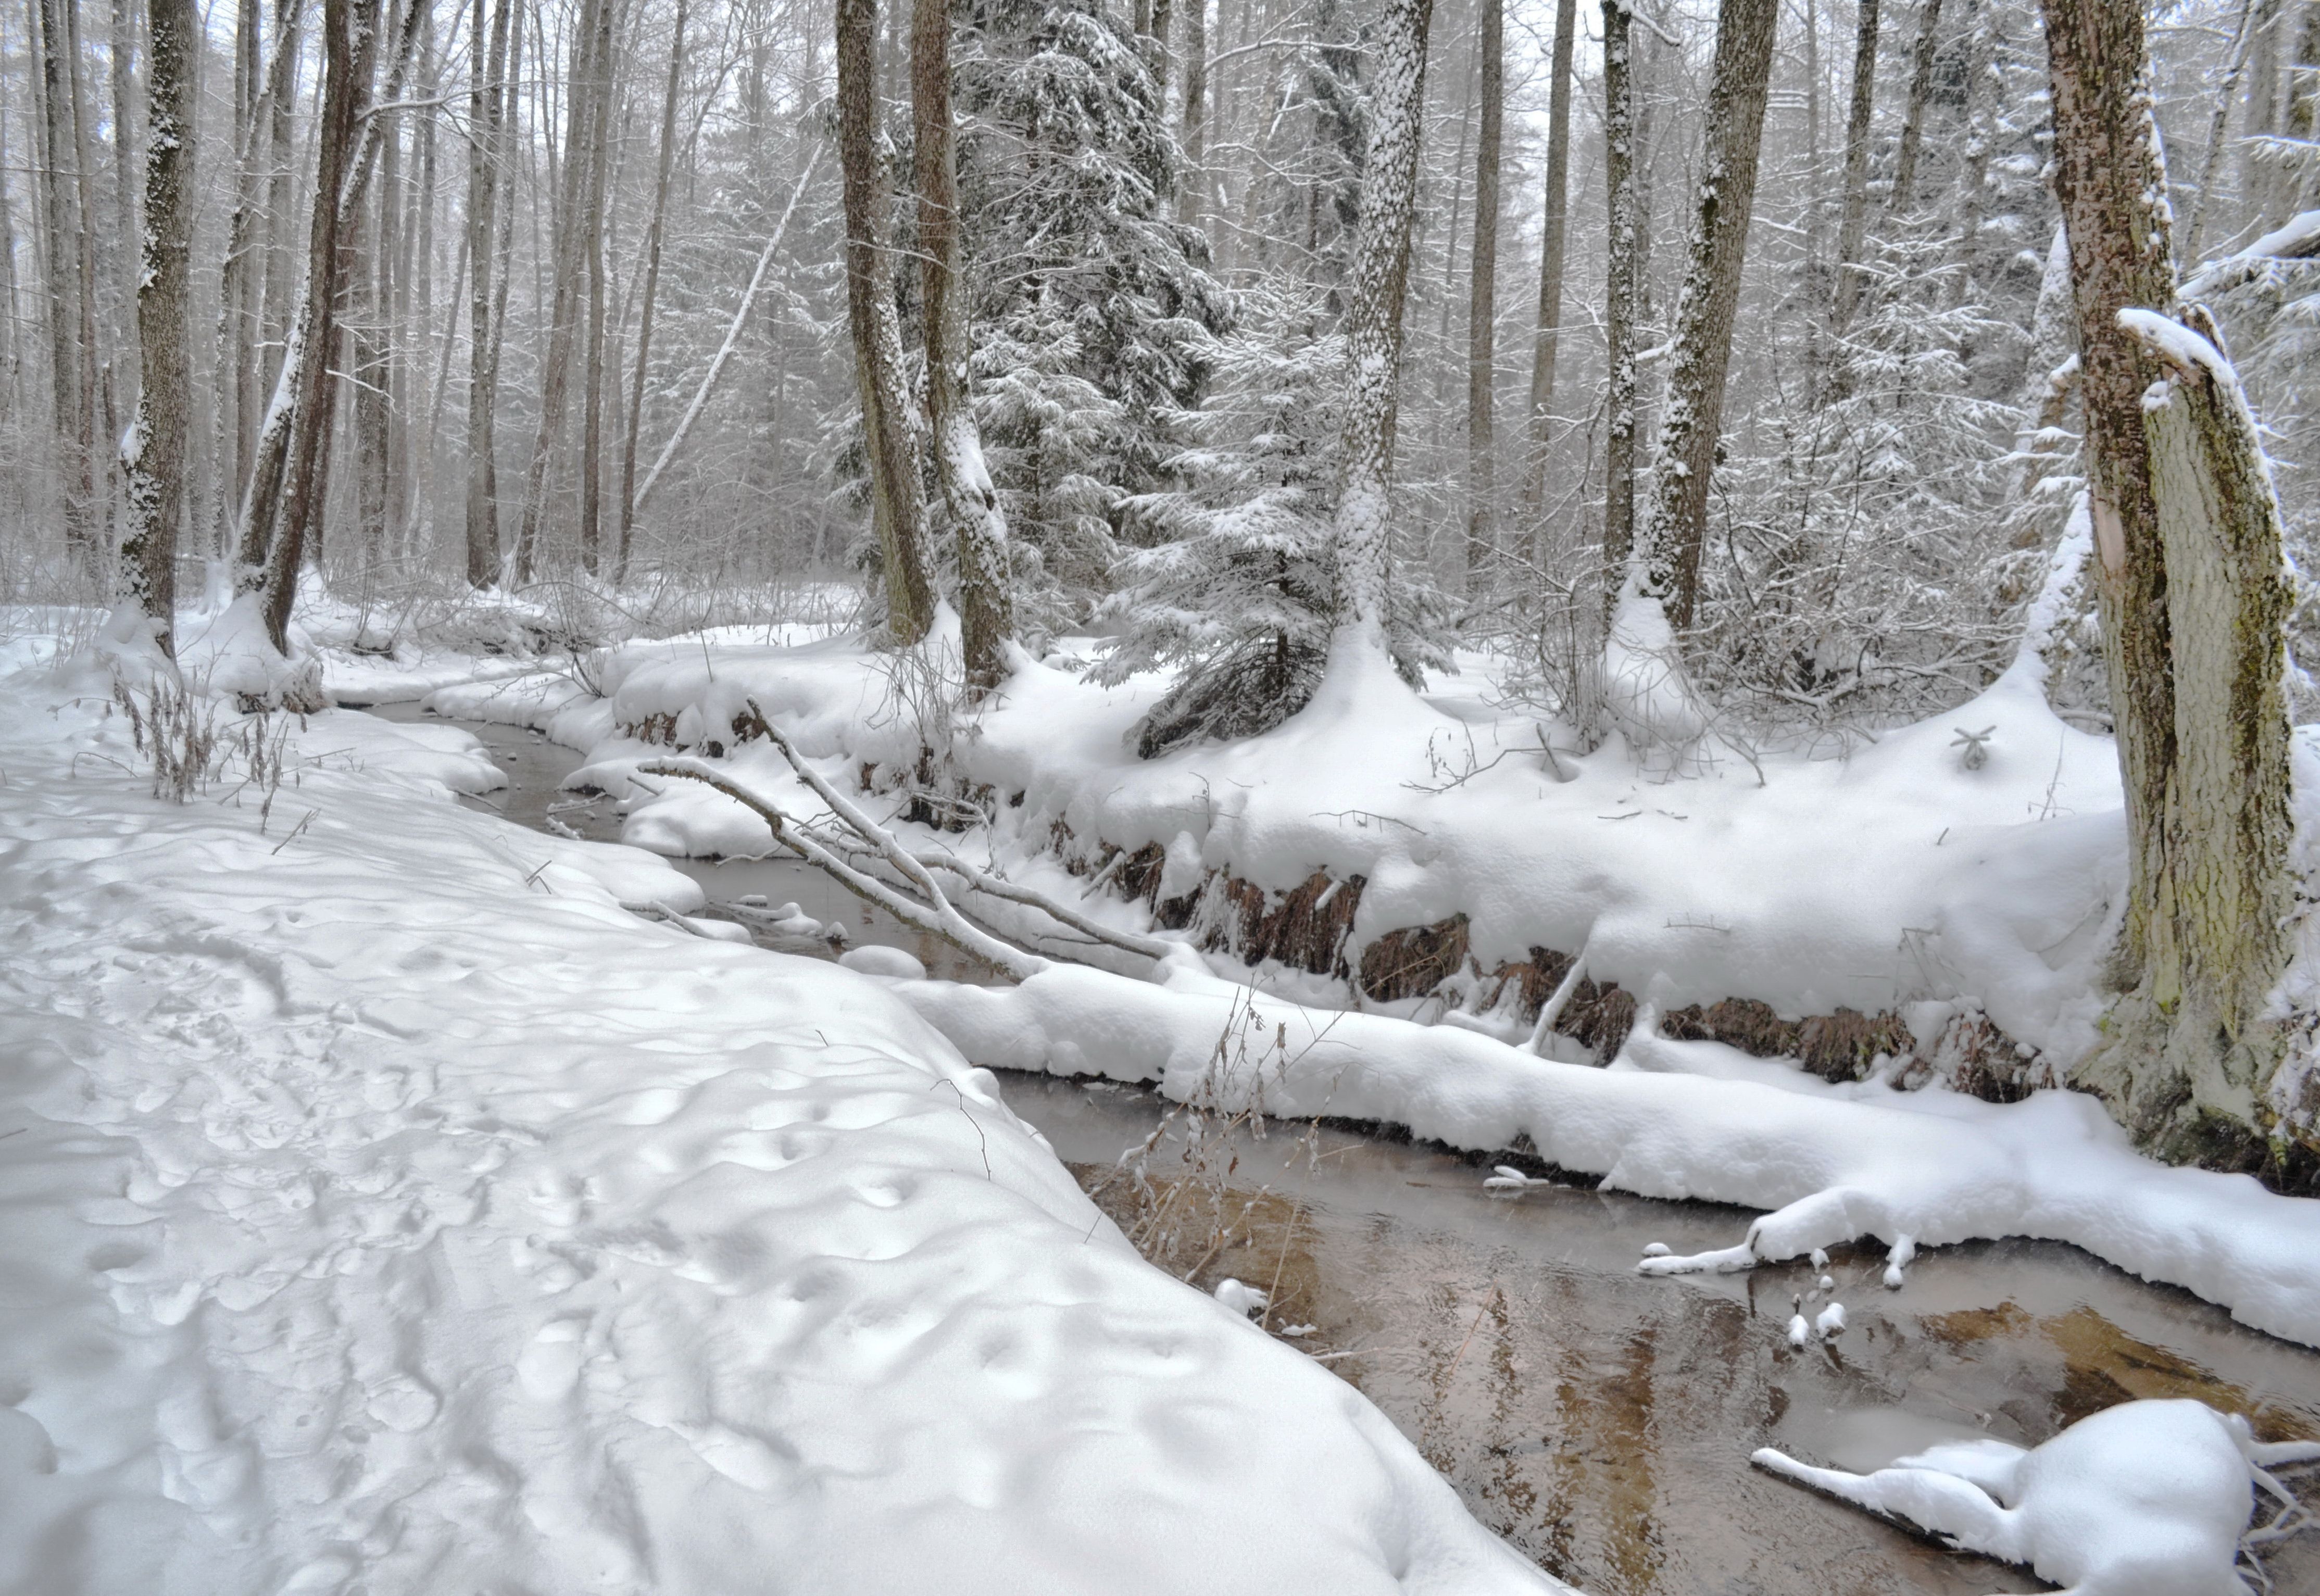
[370,702,2320,1596]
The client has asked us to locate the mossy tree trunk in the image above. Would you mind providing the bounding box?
[2043,0,2301,1169]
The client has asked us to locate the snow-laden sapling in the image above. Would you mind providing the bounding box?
[1754,1399,2320,1595]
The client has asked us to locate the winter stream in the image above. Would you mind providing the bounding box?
[370,701,2320,1596]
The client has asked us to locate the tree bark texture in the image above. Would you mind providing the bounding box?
[118,0,198,643]
[1601,0,1639,597]
[1522,0,1579,516]
[33,0,97,577]
[1634,0,1780,626]
[465,0,514,586]
[1330,0,1436,639]
[838,0,935,643]
[619,0,688,579]
[1888,0,1945,215]
[1831,0,1882,333]
[1465,0,1503,579]
[2043,0,2301,1167]
[913,0,1014,686]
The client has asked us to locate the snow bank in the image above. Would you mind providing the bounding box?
[879,955,2320,1348]
[1755,1398,2320,1595]
[0,662,1559,1595]
[524,614,2126,1072]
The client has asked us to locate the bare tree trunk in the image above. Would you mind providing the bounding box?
[913,0,1013,687]
[1887,0,1943,216]
[837,0,934,641]
[209,0,268,558]
[1830,0,1880,332]
[32,0,96,579]
[2043,0,2301,1169]
[118,0,197,646]
[1464,0,1502,583]
[2240,0,2287,230]
[1634,0,1779,627]
[465,0,513,586]
[1179,0,1208,228]
[2186,0,2261,262]
[617,0,687,580]
[1601,0,1639,595]
[354,119,396,580]
[512,0,613,582]
[1522,0,1579,517]
[575,8,620,576]
[259,0,304,423]
[1329,0,1435,648]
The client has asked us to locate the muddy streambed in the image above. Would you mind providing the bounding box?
[370,702,2320,1596]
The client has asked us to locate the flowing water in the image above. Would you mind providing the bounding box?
[371,701,2320,1596]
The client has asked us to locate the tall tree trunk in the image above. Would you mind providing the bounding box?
[1634,0,1780,627]
[354,118,396,580]
[259,0,304,423]
[913,0,1013,687]
[512,0,613,582]
[1830,0,1881,333]
[2186,0,2261,262]
[1601,0,1639,596]
[2240,0,2287,230]
[2043,0,2301,1168]
[838,0,934,641]
[618,0,688,580]
[118,0,197,647]
[1887,0,1943,215]
[32,0,96,578]
[210,0,268,558]
[465,0,513,586]
[1464,0,1503,583]
[1328,0,1435,648]
[1521,0,1578,517]
[576,9,620,576]
[1179,0,1208,228]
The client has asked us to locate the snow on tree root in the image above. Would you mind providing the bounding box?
[1753,1399,2320,1596]
[889,959,2320,1347]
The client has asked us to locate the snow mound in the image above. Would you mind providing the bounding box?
[1754,1398,2320,1595]
[0,664,1560,1595]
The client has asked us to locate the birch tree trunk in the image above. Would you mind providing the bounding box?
[1521,0,1579,517]
[1633,0,1779,627]
[1465,0,1502,581]
[118,0,198,646]
[1330,0,1435,652]
[1830,0,1882,333]
[2043,0,2302,1171]
[913,0,1013,687]
[1601,0,1640,593]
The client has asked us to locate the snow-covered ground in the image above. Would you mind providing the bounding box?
[385,599,2320,1351]
[0,653,1557,1593]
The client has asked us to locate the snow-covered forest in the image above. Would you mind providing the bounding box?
[13,0,2320,1588]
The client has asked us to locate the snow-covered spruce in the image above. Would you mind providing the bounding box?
[0,664,1560,1595]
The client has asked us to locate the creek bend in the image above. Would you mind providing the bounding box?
[369,701,2320,1596]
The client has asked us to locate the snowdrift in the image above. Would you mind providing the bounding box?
[0,664,1559,1595]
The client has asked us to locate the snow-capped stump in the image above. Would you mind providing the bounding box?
[1882,1234,1916,1289]
[1787,1305,1812,1349]
[1213,1278,1270,1316]
[1640,1241,1673,1258]
[1753,1399,2320,1596]
[1484,1165,1538,1194]
[1815,1301,1847,1338]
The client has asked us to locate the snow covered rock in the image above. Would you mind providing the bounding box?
[1754,1399,2320,1596]
[840,944,930,980]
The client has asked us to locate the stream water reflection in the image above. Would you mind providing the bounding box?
[372,700,2320,1595]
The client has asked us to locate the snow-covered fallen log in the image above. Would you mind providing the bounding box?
[884,956,2320,1348]
[1753,1398,2320,1595]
